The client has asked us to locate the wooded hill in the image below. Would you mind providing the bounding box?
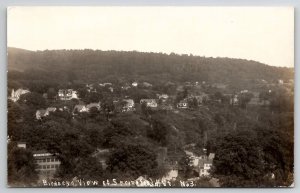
[8,47,293,87]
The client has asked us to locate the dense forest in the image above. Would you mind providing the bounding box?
[8,47,293,90]
[7,47,294,187]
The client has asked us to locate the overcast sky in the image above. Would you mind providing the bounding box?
[7,7,294,67]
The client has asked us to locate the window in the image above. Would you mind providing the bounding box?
[42,159,46,162]
[42,165,46,169]
[46,165,50,169]
[47,158,51,162]
[51,165,54,168]
[51,158,54,162]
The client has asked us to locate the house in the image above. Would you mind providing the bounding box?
[184,149,215,177]
[121,85,131,90]
[46,107,57,113]
[188,93,208,105]
[157,94,169,102]
[36,107,57,120]
[132,82,138,87]
[199,160,213,176]
[278,79,284,84]
[228,94,238,105]
[212,83,227,89]
[248,97,270,106]
[58,106,69,112]
[73,105,88,114]
[36,109,48,120]
[9,88,30,102]
[160,104,174,111]
[108,87,114,93]
[58,89,78,100]
[99,83,112,87]
[17,142,26,149]
[122,99,135,112]
[140,99,158,108]
[42,93,48,99]
[86,84,97,92]
[240,90,249,94]
[177,99,188,109]
[198,153,215,177]
[86,103,101,111]
[162,169,178,181]
[114,99,135,112]
[142,82,153,88]
[33,150,61,180]
[135,176,151,187]
[176,85,184,92]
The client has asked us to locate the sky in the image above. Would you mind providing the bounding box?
[7,6,294,67]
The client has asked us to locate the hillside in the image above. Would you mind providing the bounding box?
[8,47,293,88]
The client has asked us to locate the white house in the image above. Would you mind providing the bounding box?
[198,153,215,177]
[36,107,57,120]
[162,169,178,181]
[9,88,30,102]
[99,83,112,87]
[230,95,239,105]
[108,87,114,93]
[86,103,101,111]
[177,99,188,109]
[73,105,88,113]
[58,89,78,100]
[17,142,27,149]
[157,94,169,102]
[123,99,134,108]
[278,79,284,84]
[132,82,138,87]
[140,99,158,108]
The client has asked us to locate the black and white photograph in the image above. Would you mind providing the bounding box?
[7,6,294,188]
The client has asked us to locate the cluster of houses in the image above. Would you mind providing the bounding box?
[11,79,283,122]
[12,85,275,121]
[157,145,216,180]
[187,150,215,177]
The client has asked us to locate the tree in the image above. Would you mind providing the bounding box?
[89,106,99,118]
[212,130,264,187]
[178,155,193,179]
[141,101,152,117]
[238,93,253,109]
[85,123,105,148]
[101,99,115,121]
[72,157,104,180]
[103,122,134,148]
[188,97,198,109]
[19,92,46,109]
[107,144,158,179]
[214,92,223,100]
[147,118,169,146]
[7,101,23,140]
[8,143,38,186]
[47,87,57,99]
